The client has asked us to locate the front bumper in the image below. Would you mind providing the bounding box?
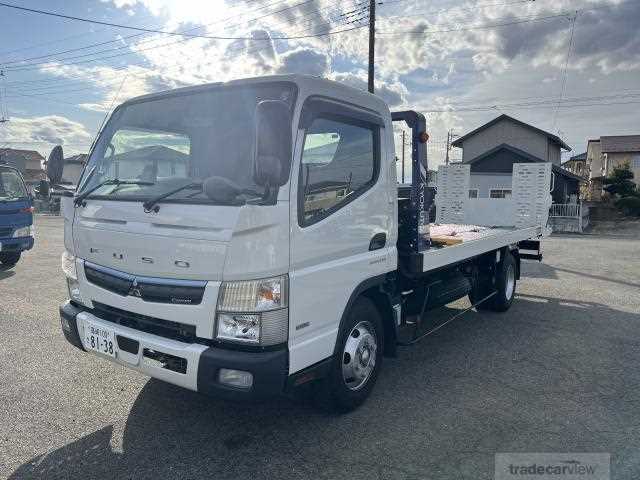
[59,301,289,401]
[0,236,34,253]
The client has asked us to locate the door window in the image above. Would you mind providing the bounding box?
[489,188,512,199]
[299,116,379,226]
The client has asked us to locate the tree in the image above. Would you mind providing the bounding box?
[603,164,640,216]
[603,164,637,197]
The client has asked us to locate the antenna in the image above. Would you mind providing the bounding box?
[0,69,9,124]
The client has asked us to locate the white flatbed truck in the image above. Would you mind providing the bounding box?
[57,75,550,411]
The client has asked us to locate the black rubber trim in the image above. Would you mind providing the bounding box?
[299,96,385,128]
[332,272,396,357]
[285,357,333,393]
[197,345,288,401]
[59,301,86,351]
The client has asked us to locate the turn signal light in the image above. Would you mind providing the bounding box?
[20,207,35,213]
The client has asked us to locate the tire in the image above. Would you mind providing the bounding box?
[316,297,384,413]
[486,251,517,312]
[469,267,494,311]
[0,252,21,267]
[469,251,517,312]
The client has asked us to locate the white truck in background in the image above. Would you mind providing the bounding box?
[57,75,550,412]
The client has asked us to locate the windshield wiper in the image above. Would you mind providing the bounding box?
[74,179,154,206]
[142,182,202,213]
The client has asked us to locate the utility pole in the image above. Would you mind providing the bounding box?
[401,130,405,183]
[445,131,451,165]
[445,130,459,164]
[367,0,376,93]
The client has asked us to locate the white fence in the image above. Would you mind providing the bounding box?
[548,202,590,233]
[549,203,581,217]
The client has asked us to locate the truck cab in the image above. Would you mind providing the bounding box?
[59,74,546,411]
[0,165,34,267]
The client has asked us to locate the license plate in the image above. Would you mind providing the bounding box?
[85,321,117,358]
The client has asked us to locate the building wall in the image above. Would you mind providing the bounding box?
[605,152,640,187]
[1,154,26,173]
[470,171,577,203]
[547,140,561,164]
[468,173,513,198]
[459,118,561,164]
[62,163,85,185]
[587,141,603,179]
[564,159,587,177]
[469,149,525,173]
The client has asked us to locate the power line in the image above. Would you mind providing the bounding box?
[552,11,577,131]
[423,92,640,112]
[0,1,366,42]
[3,1,365,101]
[3,0,364,73]
[377,11,573,35]
[382,0,536,19]
[4,0,365,94]
[377,1,638,35]
[0,0,297,66]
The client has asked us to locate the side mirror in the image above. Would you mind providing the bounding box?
[254,100,292,187]
[46,145,64,185]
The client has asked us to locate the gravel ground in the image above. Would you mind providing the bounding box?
[1,216,639,480]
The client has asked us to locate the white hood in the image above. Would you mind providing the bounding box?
[72,200,288,281]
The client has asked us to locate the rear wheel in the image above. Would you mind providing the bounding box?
[0,252,21,267]
[316,297,384,413]
[469,250,517,312]
[490,251,517,312]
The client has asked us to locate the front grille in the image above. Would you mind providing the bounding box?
[92,302,197,343]
[85,264,132,296]
[0,227,13,237]
[84,262,206,305]
[143,348,187,374]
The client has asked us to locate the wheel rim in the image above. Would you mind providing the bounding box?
[505,264,515,300]
[342,321,378,391]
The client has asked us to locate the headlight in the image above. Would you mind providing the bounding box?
[216,275,288,346]
[61,250,77,280]
[67,277,83,303]
[13,226,31,237]
[217,275,287,312]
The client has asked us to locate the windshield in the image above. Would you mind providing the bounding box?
[0,168,28,201]
[78,82,296,204]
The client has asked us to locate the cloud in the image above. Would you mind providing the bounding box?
[277,48,330,76]
[40,63,190,111]
[1,116,93,156]
[330,71,408,107]
[465,1,640,74]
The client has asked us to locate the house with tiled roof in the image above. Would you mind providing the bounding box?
[451,114,584,205]
[0,148,46,184]
[585,135,640,201]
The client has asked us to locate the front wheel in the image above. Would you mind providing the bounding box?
[0,252,21,267]
[316,297,384,413]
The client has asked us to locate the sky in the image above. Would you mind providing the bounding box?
[0,0,638,167]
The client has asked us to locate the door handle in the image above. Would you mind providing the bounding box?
[369,233,387,251]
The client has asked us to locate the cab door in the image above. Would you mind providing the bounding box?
[288,98,395,374]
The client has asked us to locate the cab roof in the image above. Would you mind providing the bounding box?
[119,74,389,117]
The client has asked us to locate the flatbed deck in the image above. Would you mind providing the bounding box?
[421,223,542,273]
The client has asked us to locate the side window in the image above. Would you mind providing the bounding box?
[468,189,478,199]
[299,116,378,225]
[490,188,512,199]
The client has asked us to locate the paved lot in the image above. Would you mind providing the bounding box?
[1,216,639,479]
